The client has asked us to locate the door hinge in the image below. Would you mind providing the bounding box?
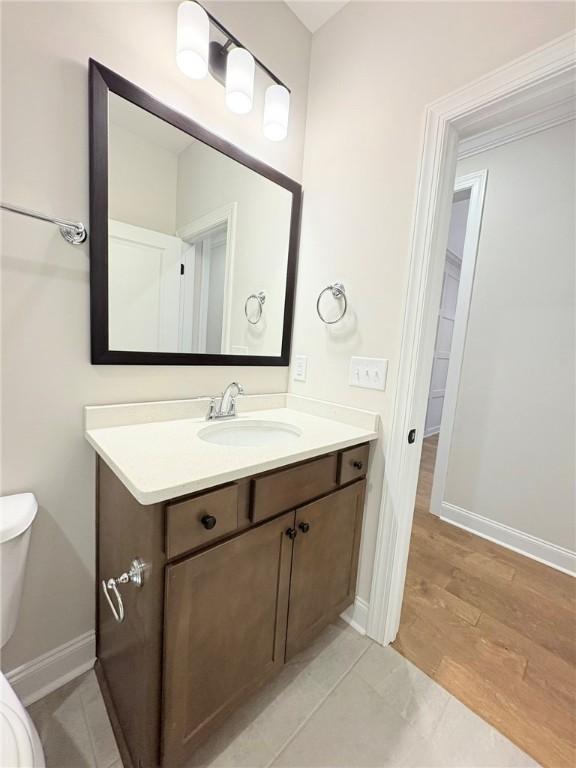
[180,263,185,275]
[408,428,416,444]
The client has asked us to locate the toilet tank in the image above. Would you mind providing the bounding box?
[0,494,38,648]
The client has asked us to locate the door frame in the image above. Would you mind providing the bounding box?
[177,202,238,354]
[429,169,487,515]
[366,31,576,645]
[423,247,463,439]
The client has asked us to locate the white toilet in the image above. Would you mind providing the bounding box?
[0,493,45,767]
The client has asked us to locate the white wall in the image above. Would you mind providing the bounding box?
[108,121,178,235]
[289,2,575,604]
[0,1,310,671]
[444,121,575,551]
[176,141,292,355]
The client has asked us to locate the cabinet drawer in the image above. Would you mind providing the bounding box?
[251,454,338,523]
[166,485,238,559]
[338,444,369,485]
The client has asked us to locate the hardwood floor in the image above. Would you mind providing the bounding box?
[392,435,576,768]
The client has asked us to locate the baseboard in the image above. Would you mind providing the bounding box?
[5,630,95,706]
[440,502,576,577]
[341,596,370,635]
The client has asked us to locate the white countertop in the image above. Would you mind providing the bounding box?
[85,394,379,505]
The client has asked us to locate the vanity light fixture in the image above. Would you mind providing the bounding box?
[176,0,209,79]
[263,84,290,142]
[176,0,290,140]
[225,48,255,114]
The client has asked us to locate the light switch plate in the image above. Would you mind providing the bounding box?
[293,355,308,383]
[349,357,388,391]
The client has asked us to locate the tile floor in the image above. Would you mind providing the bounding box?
[28,620,538,768]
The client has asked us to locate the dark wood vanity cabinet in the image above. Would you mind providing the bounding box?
[287,481,365,659]
[96,445,369,768]
[162,511,294,764]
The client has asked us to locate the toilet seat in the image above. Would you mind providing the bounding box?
[0,701,34,767]
[0,674,44,767]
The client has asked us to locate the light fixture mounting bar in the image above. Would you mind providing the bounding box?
[200,3,291,93]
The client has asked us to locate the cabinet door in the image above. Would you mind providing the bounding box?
[162,511,295,765]
[286,480,366,659]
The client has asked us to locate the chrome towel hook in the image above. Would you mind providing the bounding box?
[316,283,347,324]
[101,558,146,623]
[244,291,266,324]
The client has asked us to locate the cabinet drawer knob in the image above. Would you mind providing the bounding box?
[352,460,363,470]
[286,527,297,540]
[201,514,217,530]
[298,522,310,533]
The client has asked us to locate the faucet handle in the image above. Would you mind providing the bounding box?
[206,397,218,421]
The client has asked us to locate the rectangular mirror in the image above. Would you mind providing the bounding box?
[89,60,301,365]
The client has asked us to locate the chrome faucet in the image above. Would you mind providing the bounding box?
[206,382,244,420]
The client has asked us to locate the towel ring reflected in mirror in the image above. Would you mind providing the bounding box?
[245,291,266,324]
[316,283,347,324]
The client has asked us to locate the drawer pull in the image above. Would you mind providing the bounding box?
[352,461,364,470]
[298,522,310,533]
[201,514,217,530]
[286,527,297,540]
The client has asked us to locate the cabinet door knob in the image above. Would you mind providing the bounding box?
[298,522,310,533]
[286,527,297,540]
[201,514,217,530]
[353,460,363,470]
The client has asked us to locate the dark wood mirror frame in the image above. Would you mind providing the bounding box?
[89,60,302,366]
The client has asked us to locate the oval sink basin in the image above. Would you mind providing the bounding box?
[198,420,302,448]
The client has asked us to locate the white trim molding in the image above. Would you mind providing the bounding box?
[5,631,95,706]
[458,94,576,159]
[440,503,576,577]
[367,31,576,646]
[341,596,370,636]
[429,169,487,518]
[177,202,238,354]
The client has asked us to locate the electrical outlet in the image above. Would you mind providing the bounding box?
[293,355,308,383]
[349,357,388,391]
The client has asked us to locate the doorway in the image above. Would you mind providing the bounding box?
[366,32,576,767]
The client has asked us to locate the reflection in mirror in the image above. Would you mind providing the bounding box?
[107,92,292,357]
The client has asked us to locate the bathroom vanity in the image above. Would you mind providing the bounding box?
[86,62,377,768]
[86,396,377,768]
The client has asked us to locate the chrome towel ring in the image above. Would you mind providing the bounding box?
[316,283,347,324]
[101,558,146,623]
[245,291,266,324]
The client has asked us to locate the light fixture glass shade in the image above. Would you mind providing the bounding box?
[176,1,209,79]
[263,84,290,141]
[225,48,255,114]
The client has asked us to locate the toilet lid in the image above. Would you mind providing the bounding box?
[0,701,35,767]
[0,493,38,543]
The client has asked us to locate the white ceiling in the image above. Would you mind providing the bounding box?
[285,1,350,33]
[109,92,194,155]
